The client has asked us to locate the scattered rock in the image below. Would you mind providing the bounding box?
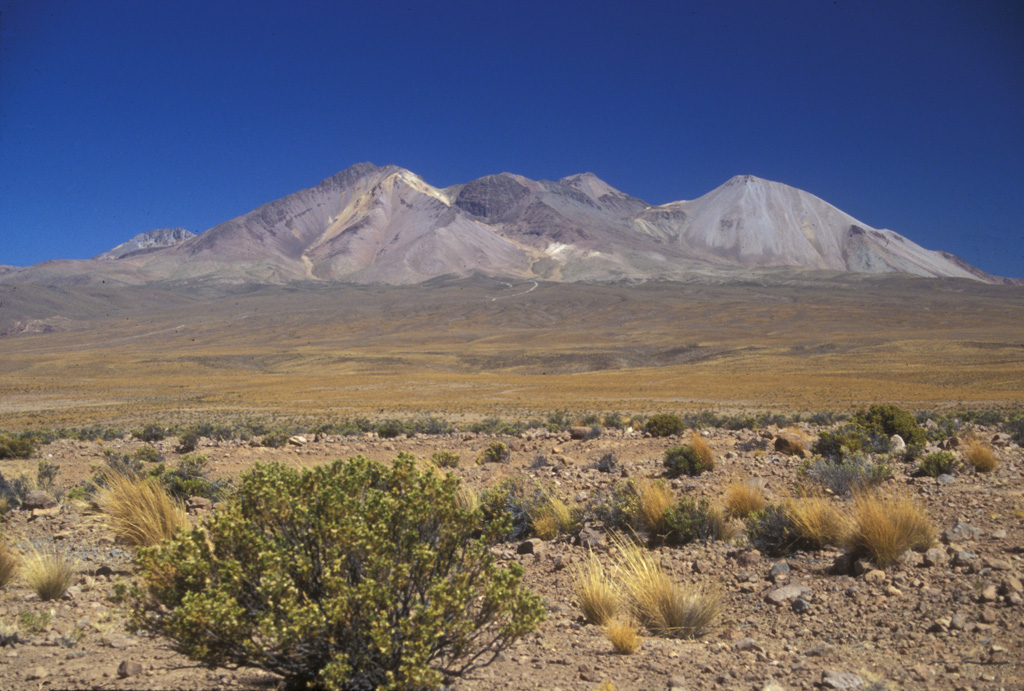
[517,538,544,555]
[766,584,812,606]
[769,562,791,582]
[774,433,807,457]
[287,435,307,447]
[862,569,886,585]
[792,597,812,614]
[25,666,48,680]
[22,491,57,511]
[943,522,981,543]
[568,426,590,440]
[117,660,144,678]
[889,434,906,452]
[821,669,863,689]
[922,547,948,567]
[576,523,605,549]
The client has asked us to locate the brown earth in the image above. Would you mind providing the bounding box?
[1,276,1023,430]
[0,424,1021,691]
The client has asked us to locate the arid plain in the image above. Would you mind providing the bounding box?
[2,274,1023,429]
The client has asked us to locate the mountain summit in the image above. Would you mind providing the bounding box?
[4,163,1014,286]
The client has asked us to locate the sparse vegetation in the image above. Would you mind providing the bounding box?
[663,497,734,545]
[0,541,18,588]
[783,494,845,549]
[24,545,77,601]
[625,478,674,534]
[134,455,544,691]
[852,404,927,446]
[843,491,936,568]
[573,551,620,626]
[723,479,767,519]
[95,472,190,547]
[604,616,642,654]
[964,440,999,473]
[0,433,34,459]
[804,452,892,495]
[918,450,958,477]
[645,413,685,438]
[613,537,721,639]
[430,450,460,468]
[663,443,712,477]
[478,440,511,464]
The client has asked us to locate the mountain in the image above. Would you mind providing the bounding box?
[95,228,195,259]
[2,163,1015,286]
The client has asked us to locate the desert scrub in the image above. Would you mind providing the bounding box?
[478,441,510,464]
[24,545,77,601]
[852,404,927,446]
[918,451,958,477]
[131,424,167,443]
[527,489,580,540]
[604,616,642,654]
[663,444,712,477]
[645,413,684,438]
[134,445,163,463]
[746,497,843,556]
[590,478,675,535]
[964,440,999,473]
[663,498,734,545]
[613,537,721,639]
[151,453,228,501]
[843,490,935,567]
[95,471,189,547]
[803,452,892,495]
[134,456,544,691]
[723,479,767,519]
[0,541,18,588]
[430,450,460,468]
[0,433,34,459]
[259,429,290,448]
[573,551,620,625]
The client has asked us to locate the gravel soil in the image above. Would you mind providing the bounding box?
[0,424,1021,691]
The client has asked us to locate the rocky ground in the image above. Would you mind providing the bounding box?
[0,422,1021,691]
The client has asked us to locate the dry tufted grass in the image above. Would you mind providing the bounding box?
[95,471,190,547]
[843,490,936,567]
[964,440,999,473]
[631,478,674,534]
[0,540,18,589]
[689,432,715,471]
[573,551,620,626]
[604,616,642,654]
[784,493,845,548]
[724,479,768,519]
[24,545,77,601]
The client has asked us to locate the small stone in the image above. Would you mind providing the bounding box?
[980,585,999,602]
[30,506,61,518]
[853,559,872,576]
[983,557,1012,571]
[910,664,931,682]
[692,559,711,574]
[922,547,948,567]
[979,607,998,624]
[792,597,812,614]
[25,666,48,680]
[733,638,763,652]
[118,661,143,678]
[929,617,951,632]
[936,473,955,484]
[517,538,543,555]
[22,491,57,510]
[287,435,307,447]
[889,434,906,452]
[668,675,688,689]
[577,523,605,550]
[863,569,886,584]
[774,433,807,457]
[821,669,863,689]
[766,584,812,605]
[769,562,791,582]
[944,522,981,543]
[735,549,761,567]
[991,529,1008,540]
[952,551,977,567]
[949,613,967,630]
[885,585,903,597]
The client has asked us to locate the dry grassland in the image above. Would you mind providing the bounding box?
[1,275,1022,427]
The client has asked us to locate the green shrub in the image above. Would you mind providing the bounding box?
[0,434,34,459]
[479,477,538,540]
[376,419,406,439]
[151,454,227,501]
[132,424,167,443]
[176,429,200,453]
[811,425,870,457]
[260,429,290,448]
[134,446,163,463]
[803,453,892,495]
[663,498,731,545]
[745,505,802,557]
[430,450,460,468]
[852,404,927,446]
[663,445,709,478]
[918,451,958,477]
[478,441,510,464]
[134,456,544,691]
[645,414,685,438]
[1004,413,1024,446]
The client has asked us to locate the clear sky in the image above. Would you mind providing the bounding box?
[2,0,1022,278]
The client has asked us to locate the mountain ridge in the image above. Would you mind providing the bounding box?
[3,163,1017,286]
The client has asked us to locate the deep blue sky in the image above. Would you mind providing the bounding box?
[2,0,1022,278]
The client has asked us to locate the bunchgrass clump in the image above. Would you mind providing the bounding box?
[572,551,620,626]
[783,494,844,549]
[723,480,768,519]
[24,545,77,601]
[613,537,722,638]
[604,616,642,654]
[663,498,735,545]
[689,432,714,469]
[630,478,674,534]
[843,490,935,568]
[95,471,189,547]
[0,541,18,588]
[527,490,579,540]
[964,441,999,473]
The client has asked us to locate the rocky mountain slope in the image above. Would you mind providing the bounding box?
[2,163,1014,286]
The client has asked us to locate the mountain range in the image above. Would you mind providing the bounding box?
[2,162,1015,286]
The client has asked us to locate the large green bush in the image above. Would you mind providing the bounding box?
[852,404,927,446]
[645,413,685,438]
[663,445,709,477]
[0,433,34,459]
[134,455,543,691]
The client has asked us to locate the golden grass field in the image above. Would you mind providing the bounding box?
[1,274,1022,428]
